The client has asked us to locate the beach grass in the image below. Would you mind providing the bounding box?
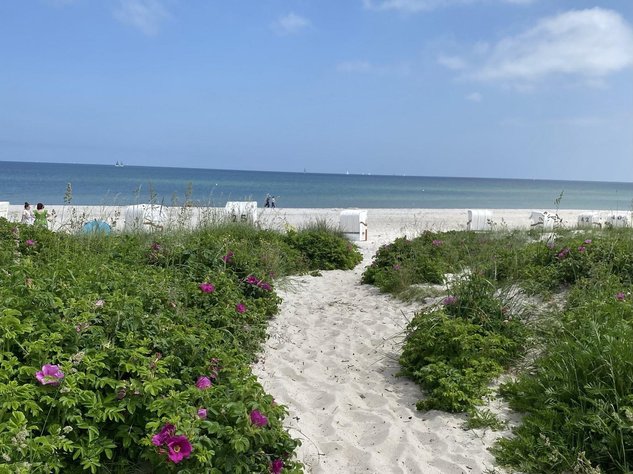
[0,216,361,473]
[362,226,633,473]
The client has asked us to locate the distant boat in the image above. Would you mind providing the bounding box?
[115,161,124,167]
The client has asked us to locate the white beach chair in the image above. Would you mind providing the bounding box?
[467,209,493,231]
[530,211,556,230]
[339,210,368,241]
[577,213,601,228]
[225,201,258,224]
[605,213,629,228]
[124,204,167,231]
[0,201,8,220]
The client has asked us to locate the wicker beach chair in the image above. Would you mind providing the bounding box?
[467,209,493,231]
[225,201,258,224]
[0,202,8,220]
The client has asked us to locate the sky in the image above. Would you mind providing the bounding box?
[1,0,632,182]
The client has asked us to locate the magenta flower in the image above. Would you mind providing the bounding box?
[152,424,176,446]
[25,239,36,247]
[250,409,268,427]
[236,303,247,314]
[166,435,192,464]
[222,251,234,263]
[259,282,272,291]
[393,264,401,271]
[557,248,570,259]
[199,282,215,293]
[584,239,592,244]
[616,292,626,301]
[271,458,284,474]
[151,242,162,251]
[443,295,458,306]
[432,239,443,247]
[245,275,260,285]
[35,364,65,386]
[197,408,207,419]
[577,246,586,253]
[195,376,212,390]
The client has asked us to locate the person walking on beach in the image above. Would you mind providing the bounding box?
[264,194,271,208]
[33,203,49,229]
[21,202,34,225]
[271,196,276,208]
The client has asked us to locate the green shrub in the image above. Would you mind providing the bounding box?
[494,292,633,473]
[362,235,447,291]
[284,222,362,271]
[0,219,333,473]
[362,226,633,472]
[399,310,520,412]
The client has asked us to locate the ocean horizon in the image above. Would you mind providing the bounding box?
[1,160,632,211]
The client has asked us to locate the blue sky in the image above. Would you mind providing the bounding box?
[1,0,632,181]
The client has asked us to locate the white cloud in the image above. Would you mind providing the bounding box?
[113,0,169,36]
[437,55,467,70]
[272,13,310,35]
[362,0,534,13]
[466,92,482,102]
[472,8,633,83]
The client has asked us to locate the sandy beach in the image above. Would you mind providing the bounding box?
[5,204,611,235]
[4,204,627,472]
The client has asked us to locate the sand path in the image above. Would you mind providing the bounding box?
[253,240,510,474]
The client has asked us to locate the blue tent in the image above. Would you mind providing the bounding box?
[82,220,112,235]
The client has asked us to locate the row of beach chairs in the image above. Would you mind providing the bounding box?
[0,201,259,232]
[0,201,629,238]
[467,209,630,231]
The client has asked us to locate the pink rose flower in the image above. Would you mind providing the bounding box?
[152,423,175,446]
[271,458,284,473]
[195,376,212,390]
[236,303,246,314]
[250,409,268,427]
[258,282,272,291]
[166,435,192,463]
[197,408,207,419]
[199,282,215,293]
[245,275,260,285]
[443,295,458,306]
[35,364,64,386]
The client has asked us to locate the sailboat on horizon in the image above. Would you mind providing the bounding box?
[115,161,124,167]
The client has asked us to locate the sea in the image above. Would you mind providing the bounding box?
[1,161,632,210]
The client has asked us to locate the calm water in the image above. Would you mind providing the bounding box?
[1,161,632,210]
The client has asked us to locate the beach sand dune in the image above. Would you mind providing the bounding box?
[252,218,521,473]
[253,271,505,472]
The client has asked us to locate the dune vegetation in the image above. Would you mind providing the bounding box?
[0,217,360,473]
[363,225,633,473]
